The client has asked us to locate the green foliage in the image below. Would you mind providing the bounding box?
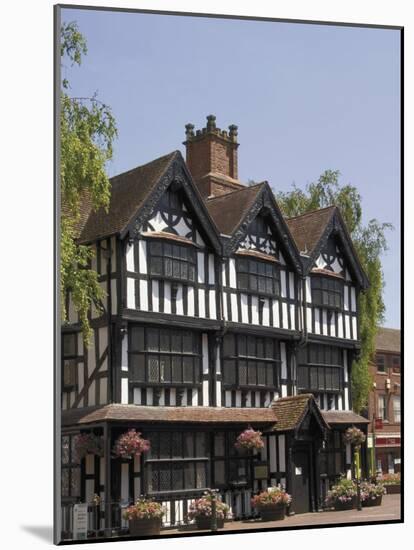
[60,21,117,342]
[275,170,393,413]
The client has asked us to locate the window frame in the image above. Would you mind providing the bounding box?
[376,354,386,373]
[311,274,344,310]
[128,326,202,387]
[236,256,280,296]
[147,238,197,284]
[222,333,280,391]
[392,355,400,374]
[378,394,388,421]
[144,431,209,495]
[297,344,343,394]
[393,395,400,423]
[62,332,78,392]
[61,434,81,501]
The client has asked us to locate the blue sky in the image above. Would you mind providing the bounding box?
[62,8,401,328]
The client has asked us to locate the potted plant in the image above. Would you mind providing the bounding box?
[234,428,264,453]
[113,429,150,459]
[251,487,291,521]
[188,493,230,530]
[123,498,164,536]
[74,433,103,460]
[343,426,366,447]
[381,473,401,494]
[325,477,357,511]
[360,481,386,507]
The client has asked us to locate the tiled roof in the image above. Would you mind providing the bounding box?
[322,410,370,425]
[286,206,336,255]
[270,394,328,432]
[62,404,278,427]
[205,183,265,235]
[78,151,178,243]
[375,327,400,354]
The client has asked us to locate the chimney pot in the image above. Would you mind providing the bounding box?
[185,123,195,139]
[206,114,217,131]
[229,124,238,141]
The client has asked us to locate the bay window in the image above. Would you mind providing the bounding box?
[148,240,196,283]
[236,257,280,295]
[129,326,201,385]
[311,275,343,309]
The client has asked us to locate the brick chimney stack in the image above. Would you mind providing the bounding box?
[183,115,244,198]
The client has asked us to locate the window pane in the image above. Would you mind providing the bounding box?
[63,333,76,357]
[258,276,266,292]
[250,274,258,291]
[150,256,163,276]
[239,360,247,385]
[265,339,274,359]
[248,361,256,385]
[159,465,172,491]
[150,241,162,256]
[183,357,193,382]
[214,433,225,456]
[160,355,171,382]
[224,334,235,357]
[147,329,159,351]
[318,367,325,390]
[160,330,170,352]
[184,433,194,457]
[61,469,69,497]
[238,336,247,356]
[130,354,145,382]
[298,366,308,389]
[159,434,171,459]
[171,332,181,353]
[63,360,76,387]
[130,327,144,351]
[310,367,318,389]
[172,260,181,278]
[62,436,70,464]
[265,278,273,293]
[171,433,182,458]
[247,336,256,357]
[172,357,182,382]
[196,463,206,488]
[148,355,160,382]
[256,338,264,358]
[214,461,226,486]
[257,362,266,386]
[223,360,236,385]
[182,331,193,353]
[266,364,275,387]
[188,264,195,281]
[71,467,81,497]
[184,463,194,488]
[164,257,172,277]
[196,433,207,457]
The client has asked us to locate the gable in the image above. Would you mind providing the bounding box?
[144,185,206,246]
[313,234,347,276]
[124,152,221,253]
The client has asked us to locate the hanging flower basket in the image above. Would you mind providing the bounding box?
[343,426,366,448]
[123,499,164,536]
[113,429,150,459]
[234,428,264,452]
[74,433,103,460]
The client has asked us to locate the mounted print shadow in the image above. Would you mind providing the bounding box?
[55,4,402,545]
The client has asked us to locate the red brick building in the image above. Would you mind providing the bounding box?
[368,328,401,474]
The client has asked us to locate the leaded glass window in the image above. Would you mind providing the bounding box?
[148,240,196,283]
[62,333,78,392]
[311,276,343,309]
[236,257,280,295]
[129,327,201,385]
[222,334,280,390]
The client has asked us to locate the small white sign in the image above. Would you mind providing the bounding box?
[73,503,88,540]
[367,434,374,449]
[394,458,401,464]
[295,467,302,475]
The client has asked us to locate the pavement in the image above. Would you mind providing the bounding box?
[160,494,401,536]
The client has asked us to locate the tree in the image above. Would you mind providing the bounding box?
[60,22,117,342]
[275,170,393,413]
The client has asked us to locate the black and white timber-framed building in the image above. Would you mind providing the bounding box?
[60,115,370,536]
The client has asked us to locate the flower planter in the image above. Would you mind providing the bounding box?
[258,503,286,522]
[195,517,224,530]
[362,495,382,507]
[128,518,162,536]
[384,484,400,494]
[333,498,356,511]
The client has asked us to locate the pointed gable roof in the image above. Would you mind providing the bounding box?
[286,206,369,289]
[206,182,303,274]
[79,151,178,244]
[270,394,329,433]
[205,183,266,236]
[286,206,336,256]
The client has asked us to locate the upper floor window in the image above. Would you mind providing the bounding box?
[311,275,343,309]
[378,395,388,420]
[297,344,343,393]
[376,354,386,373]
[393,396,401,423]
[148,240,196,283]
[392,356,400,373]
[62,333,78,392]
[222,334,280,389]
[236,257,280,295]
[129,326,201,385]
[61,434,81,500]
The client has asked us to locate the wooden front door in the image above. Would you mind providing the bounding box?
[291,447,311,514]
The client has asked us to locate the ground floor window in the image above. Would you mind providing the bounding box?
[145,432,209,493]
[320,430,344,478]
[61,434,81,499]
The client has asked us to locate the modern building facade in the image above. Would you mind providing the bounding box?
[61,115,370,536]
[367,327,401,474]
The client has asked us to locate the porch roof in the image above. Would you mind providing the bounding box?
[321,410,370,425]
[62,404,278,426]
[270,394,329,432]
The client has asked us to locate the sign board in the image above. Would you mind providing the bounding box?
[295,467,302,476]
[73,503,88,540]
[367,434,374,449]
[254,463,269,480]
